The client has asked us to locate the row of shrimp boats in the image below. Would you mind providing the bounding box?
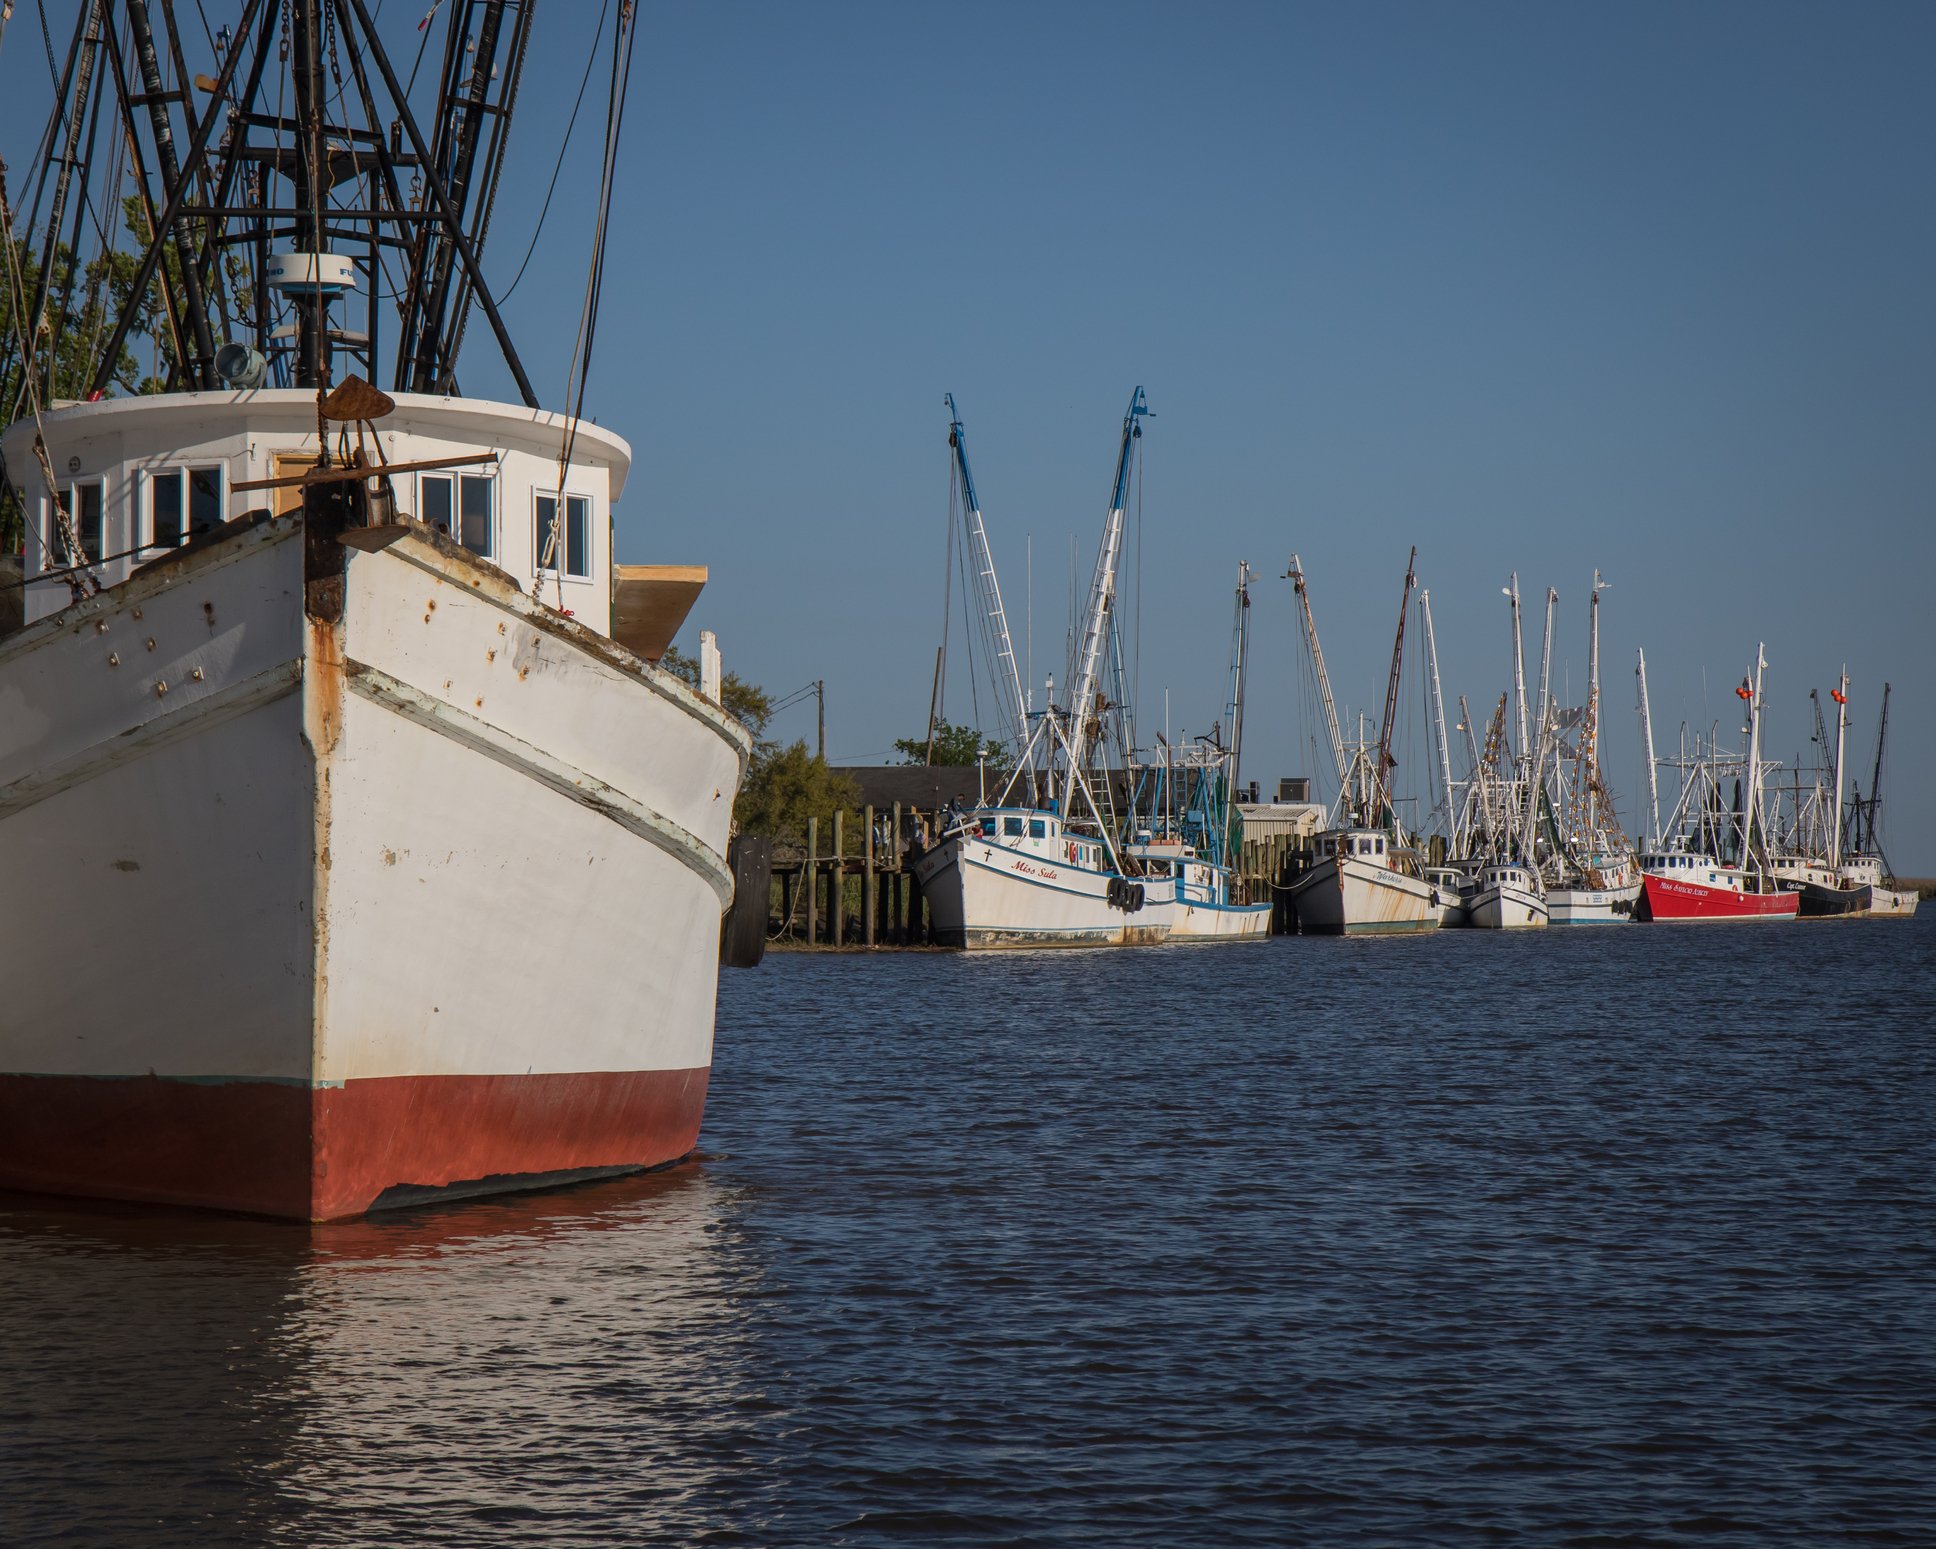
[905,394,1916,947]
[1283,554,1915,934]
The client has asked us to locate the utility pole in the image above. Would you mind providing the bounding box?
[816,679,825,761]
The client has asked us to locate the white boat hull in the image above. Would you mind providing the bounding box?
[913,834,1173,949]
[1546,882,1641,925]
[1863,884,1920,918]
[0,514,747,1219]
[1469,881,1549,930]
[1167,898,1273,940]
[1287,853,1438,935]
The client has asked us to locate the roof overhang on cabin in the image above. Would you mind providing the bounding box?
[612,565,707,663]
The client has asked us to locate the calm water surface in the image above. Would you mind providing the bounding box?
[4,917,1934,1545]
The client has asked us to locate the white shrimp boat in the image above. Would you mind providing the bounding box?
[1424,864,1474,927]
[1788,676,1919,919]
[1122,566,1272,944]
[1287,828,1439,935]
[1468,863,1549,930]
[1546,854,1641,924]
[1123,836,1269,941]
[1284,551,1439,937]
[0,7,746,1218]
[915,806,1173,948]
[1167,851,1273,939]
[911,391,1175,949]
[1830,856,1919,918]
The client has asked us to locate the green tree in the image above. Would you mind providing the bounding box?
[0,206,184,553]
[734,739,861,844]
[894,718,1006,767]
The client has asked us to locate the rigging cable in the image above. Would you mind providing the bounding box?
[495,2,605,302]
[543,0,634,609]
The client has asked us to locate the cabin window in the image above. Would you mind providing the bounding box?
[144,465,223,551]
[48,482,105,566]
[1375,838,1385,855]
[535,491,591,578]
[1004,817,1024,837]
[1029,820,1046,838]
[422,472,496,559]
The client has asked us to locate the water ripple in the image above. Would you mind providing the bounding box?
[2,915,1933,1544]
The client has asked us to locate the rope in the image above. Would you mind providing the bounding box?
[498,0,607,304]
[542,1,633,613]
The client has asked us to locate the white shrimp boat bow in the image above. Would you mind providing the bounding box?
[0,390,748,1219]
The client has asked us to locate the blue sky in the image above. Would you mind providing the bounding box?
[6,2,1931,866]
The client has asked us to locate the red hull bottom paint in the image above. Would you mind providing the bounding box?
[0,1067,711,1220]
[1636,877,1799,922]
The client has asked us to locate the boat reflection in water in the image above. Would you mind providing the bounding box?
[0,1168,764,1546]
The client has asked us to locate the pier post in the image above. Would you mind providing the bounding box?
[832,809,845,948]
[863,804,876,947]
[806,817,818,945]
[891,802,904,943]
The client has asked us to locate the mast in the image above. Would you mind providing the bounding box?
[1637,648,1661,848]
[1419,587,1457,850]
[1518,695,1553,869]
[944,395,1030,768]
[1374,547,1417,827]
[1860,682,1892,854]
[1740,644,1768,870]
[1585,571,1608,831]
[1506,573,1529,764]
[1830,671,1848,868]
[1455,694,1481,856]
[1533,585,1557,778]
[1221,561,1255,866]
[1285,554,1348,799]
[1061,387,1149,811]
